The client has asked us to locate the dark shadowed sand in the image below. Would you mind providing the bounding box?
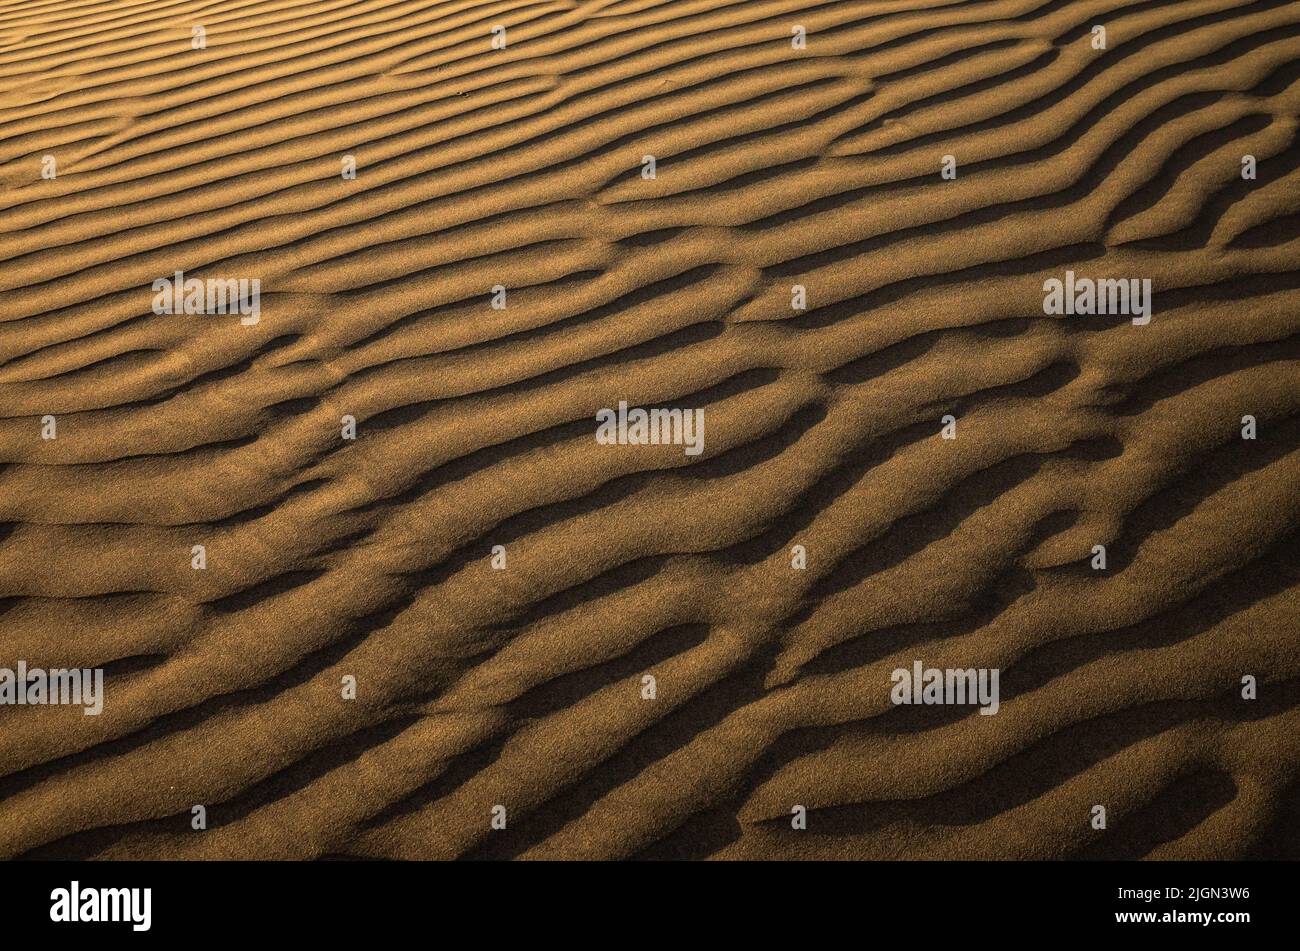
[0,0,1298,860]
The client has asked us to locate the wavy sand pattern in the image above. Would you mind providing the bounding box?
[1,0,1298,861]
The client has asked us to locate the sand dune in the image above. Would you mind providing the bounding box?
[0,0,1297,860]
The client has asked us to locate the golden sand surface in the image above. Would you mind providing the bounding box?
[0,0,1297,860]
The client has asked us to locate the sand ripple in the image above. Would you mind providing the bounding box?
[0,0,1298,860]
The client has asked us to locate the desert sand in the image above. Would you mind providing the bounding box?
[0,0,1297,860]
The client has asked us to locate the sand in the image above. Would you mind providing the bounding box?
[0,0,1297,861]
